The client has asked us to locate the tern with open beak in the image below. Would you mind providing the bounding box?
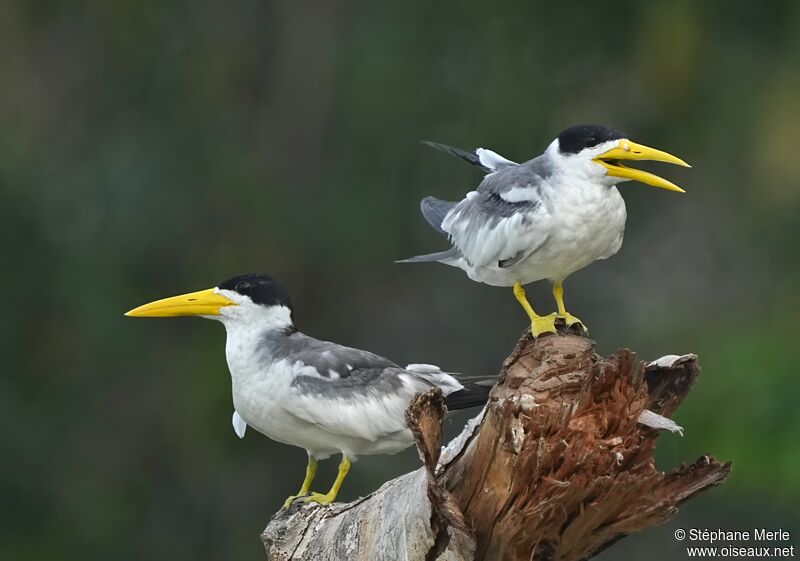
[401,124,690,335]
[126,273,492,508]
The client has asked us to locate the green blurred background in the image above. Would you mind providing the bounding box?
[2,0,799,559]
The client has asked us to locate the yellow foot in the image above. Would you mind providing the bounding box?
[283,491,336,509]
[300,492,336,505]
[531,313,558,337]
[556,313,587,332]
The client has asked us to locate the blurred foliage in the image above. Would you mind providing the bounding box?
[1,0,799,559]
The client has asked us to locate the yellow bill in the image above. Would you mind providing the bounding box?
[125,288,237,317]
[593,139,690,193]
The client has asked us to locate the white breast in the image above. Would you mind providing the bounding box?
[222,327,418,459]
[221,326,325,453]
[453,179,626,286]
[526,179,627,280]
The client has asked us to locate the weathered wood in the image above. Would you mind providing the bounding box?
[261,332,731,561]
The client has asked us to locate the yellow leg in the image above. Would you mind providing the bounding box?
[513,282,556,337]
[301,455,351,505]
[283,455,318,509]
[552,280,586,330]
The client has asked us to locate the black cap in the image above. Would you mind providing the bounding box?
[557,124,626,155]
[218,273,293,309]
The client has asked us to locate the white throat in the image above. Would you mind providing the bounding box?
[546,139,622,188]
[214,300,294,383]
[218,302,293,333]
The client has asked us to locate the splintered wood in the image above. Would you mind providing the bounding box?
[261,332,730,561]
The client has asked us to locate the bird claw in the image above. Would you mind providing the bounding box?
[282,494,303,510]
[556,313,588,333]
[283,491,336,509]
[530,313,588,338]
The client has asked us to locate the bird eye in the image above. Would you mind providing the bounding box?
[585,137,597,147]
[236,281,252,293]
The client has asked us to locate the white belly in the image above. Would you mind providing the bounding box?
[229,359,338,458]
[232,378,414,459]
[455,184,626,286]
[228,353,414,459]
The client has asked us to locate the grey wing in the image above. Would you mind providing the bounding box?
[397,246,463,264]
[271,332,398,379]
[443,163,550,268]
[398,196,463,263]
[420,196,456,235]
[283,343,469,442]
[286,365,431,441]
[277,335,419,441]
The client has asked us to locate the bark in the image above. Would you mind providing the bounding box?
[261,331,731,561]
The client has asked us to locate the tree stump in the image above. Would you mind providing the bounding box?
[261,332,731,561]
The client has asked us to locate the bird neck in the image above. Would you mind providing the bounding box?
[219,304,294,333]
[219,305,295,384]
[544,142,621,189]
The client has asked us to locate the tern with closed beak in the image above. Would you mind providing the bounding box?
[126,273,492,508]
[401,124,690,335]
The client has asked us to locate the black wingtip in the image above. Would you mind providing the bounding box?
[445,378,495,410]
[420,140,490,172]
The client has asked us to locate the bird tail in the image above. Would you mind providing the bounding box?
[396,246,461,264]
[398,196,460,263]
[421,140,518,172]
[421,140,489,171]
[444,377,495,411]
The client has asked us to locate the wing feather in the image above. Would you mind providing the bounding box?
[420,196,456,235]
[442,164,549,268]
[285,357,465,442]
[286,367,430,441]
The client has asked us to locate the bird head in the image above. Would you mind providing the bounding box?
[547,124,690,193]
[125,273,294,329]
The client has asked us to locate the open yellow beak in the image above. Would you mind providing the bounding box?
[125,288,237,318]
[593,139,690,193]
